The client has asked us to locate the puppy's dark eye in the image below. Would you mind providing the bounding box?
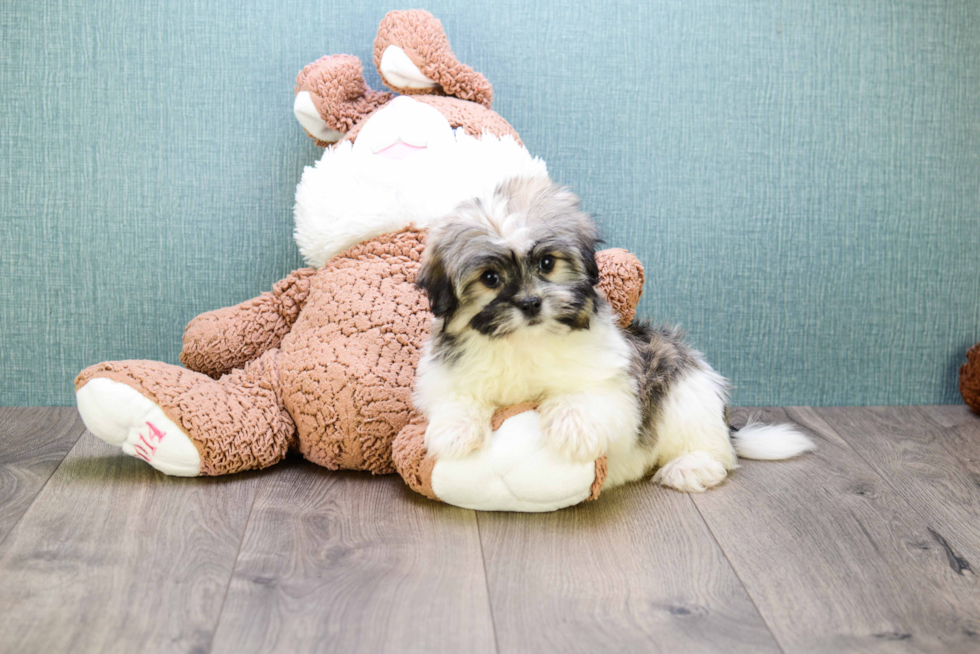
[480,270,500,288]
[539,256,555,273]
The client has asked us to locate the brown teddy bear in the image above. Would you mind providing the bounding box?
[75,10,645,512]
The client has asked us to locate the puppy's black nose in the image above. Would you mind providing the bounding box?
[517,296,542,317]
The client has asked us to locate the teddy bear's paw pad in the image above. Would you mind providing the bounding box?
[293,91,345,144]
[379,46,440,90]
[652,451,728,493]
[76,378,201,477]
[430,411,597,512]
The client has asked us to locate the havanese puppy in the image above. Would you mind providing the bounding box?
[414,176,815,492]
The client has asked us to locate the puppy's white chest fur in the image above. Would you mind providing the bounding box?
[416,308,634,408]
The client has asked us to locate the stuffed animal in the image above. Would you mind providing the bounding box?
[962,343,980,414]
[74,10,645,512]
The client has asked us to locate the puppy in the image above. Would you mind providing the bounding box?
[414,176,815,492]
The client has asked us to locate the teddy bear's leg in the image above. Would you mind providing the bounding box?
[294,54,391,146]
[75,349,295,476]
[392,404,609,511]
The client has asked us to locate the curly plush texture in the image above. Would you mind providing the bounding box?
[589,456,608,501]
[961,343,980,414]
[390,417,438,500]
[280,231,429,473]
[76,351,296,476]
[595,248,646,328]
[180,267,318,378]
[295,55,391,146]
[293,11,510,149]
[374,9,493,108]
[78,229,645,478]
[338,95,521,147]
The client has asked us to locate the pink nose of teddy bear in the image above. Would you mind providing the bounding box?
[376,141,426,160]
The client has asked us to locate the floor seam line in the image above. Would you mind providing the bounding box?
[688,492,788,654]
[0,418,86,552]
[475,513,502,654]
[206,479,260,654]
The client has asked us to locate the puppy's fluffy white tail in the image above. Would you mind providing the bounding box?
[731,420,817,460]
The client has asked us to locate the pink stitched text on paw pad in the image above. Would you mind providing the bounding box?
[133,421,166,462]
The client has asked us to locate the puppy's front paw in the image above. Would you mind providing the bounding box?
[540,399,607,463]
[653,451,729,492]
[424,416,490,460]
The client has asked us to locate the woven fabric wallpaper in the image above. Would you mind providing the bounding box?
[2,0,978,406]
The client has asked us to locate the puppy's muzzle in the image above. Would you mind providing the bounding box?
[515,296,542,318]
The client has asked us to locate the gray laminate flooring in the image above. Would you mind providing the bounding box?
[2,405,979,653]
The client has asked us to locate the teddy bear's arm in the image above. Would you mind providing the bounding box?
[596,249,646,328]
[179,268,319,378]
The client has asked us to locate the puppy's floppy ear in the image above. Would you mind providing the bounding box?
[578,231,601,286]
[416,248,459,319]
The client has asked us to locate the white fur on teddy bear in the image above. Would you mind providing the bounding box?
[293,96,548,268]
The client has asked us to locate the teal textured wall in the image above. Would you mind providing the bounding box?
[2,0,978,406]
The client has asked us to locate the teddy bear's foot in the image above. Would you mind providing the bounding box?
[76,351,296,476]
[393,406,606,512]
[374,10,493,108]
[76,378,201,476]
[294,54,391,146]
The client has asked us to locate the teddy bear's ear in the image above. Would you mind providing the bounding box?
[294,54,391,147]
[373,10,493,109]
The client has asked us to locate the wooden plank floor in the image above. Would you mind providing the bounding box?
[2,406,980,653]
